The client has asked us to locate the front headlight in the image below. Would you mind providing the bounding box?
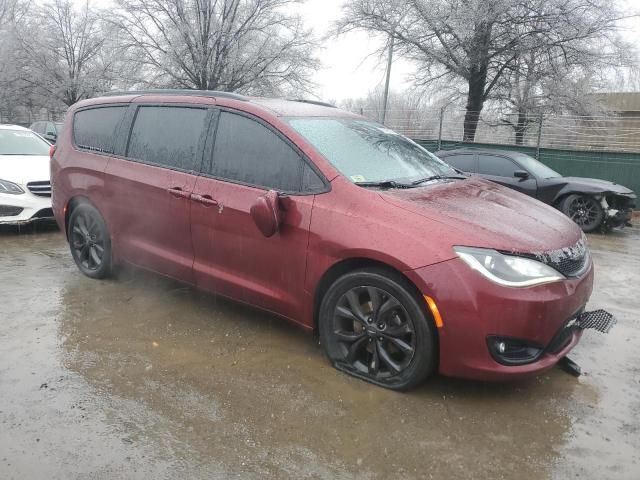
[454,246,565,287]
[0,179,25,195]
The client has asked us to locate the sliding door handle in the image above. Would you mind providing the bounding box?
[191,193,218,207]
[167,187,190,199]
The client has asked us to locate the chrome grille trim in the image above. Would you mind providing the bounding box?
[510,236,590,278]
[27,181,51,197]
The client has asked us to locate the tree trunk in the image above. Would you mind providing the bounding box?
[514,110,527,145]
[463,74,485,142]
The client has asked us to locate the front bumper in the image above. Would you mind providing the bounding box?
[0,191,53,225]
[405,256,594,381]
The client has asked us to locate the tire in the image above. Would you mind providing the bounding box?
[67,203,112,279]
[319,268,437,390]
[560,194,604,233]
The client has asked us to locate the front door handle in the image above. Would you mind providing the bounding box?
[191,193,218,207]
[167,187,190,199]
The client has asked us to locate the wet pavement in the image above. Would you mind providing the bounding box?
[1,223,639,479]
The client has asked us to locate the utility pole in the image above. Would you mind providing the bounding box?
[381,35,394,125]
[535,113,543,160]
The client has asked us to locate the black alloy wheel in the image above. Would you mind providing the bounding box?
[68,203,112,279]
[320,269,436,390]
[561,194,604,233]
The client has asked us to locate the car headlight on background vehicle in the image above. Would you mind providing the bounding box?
[454,246,565,287]
[0,179,25,195]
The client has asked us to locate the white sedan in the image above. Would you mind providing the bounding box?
[0,124,54,224]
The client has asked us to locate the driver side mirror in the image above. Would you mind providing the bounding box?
[514,170,529,180]
[250,190,282,237]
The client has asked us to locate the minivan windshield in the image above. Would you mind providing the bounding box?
[286,118,459,185]
[0,129,51,155]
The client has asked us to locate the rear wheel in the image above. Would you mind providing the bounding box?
[319,269,436,390]
[67,203,112,279]
[560,194,604,232]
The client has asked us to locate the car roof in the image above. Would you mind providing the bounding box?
[78,89,360,119]
[0,124,30,131]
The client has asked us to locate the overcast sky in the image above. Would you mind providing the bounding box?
[85,0,639,102]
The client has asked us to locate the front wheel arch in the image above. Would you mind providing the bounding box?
[318,266,439,389]
[313,258,440,344]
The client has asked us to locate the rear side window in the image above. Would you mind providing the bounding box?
[477,154,519,177]
[74,106,127,154]
[127,106,207,171]
[443,154,475,173]
[210,111,322,193]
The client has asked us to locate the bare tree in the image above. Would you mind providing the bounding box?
[0,0,18,27]
[337,0,633,142]
[110,0,318,95]
[13,0,126,107]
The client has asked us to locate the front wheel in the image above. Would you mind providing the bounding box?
[319,269,437,390]
[67,203,112,279]
[560,194,604,232]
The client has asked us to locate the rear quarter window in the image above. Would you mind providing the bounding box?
[126,106,208,171]
[73,106,128,154]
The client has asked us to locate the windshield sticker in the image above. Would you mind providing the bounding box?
[350,175,366,182]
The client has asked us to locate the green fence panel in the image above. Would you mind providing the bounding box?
[416,139,640,198]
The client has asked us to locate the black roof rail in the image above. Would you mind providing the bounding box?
[99,89,248,101]
[289,99,337,108]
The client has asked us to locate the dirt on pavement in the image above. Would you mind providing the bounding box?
[1,223,639,479]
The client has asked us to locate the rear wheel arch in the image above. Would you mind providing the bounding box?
[64,196,93,239]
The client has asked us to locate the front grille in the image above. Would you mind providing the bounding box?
[27,181,51,197]
[516,237,589,278]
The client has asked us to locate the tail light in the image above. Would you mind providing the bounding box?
[49,144,56,159]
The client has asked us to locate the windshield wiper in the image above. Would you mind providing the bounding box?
[355,174,467,189]
[410,174,466,186]
[354,180,410,189]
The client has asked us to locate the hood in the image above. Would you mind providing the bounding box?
[560,176,635,196]
[0,155,50,186]
[379,177,582,254]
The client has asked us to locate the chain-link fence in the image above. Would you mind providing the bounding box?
[357,108,640,196]
[359,108,640,154]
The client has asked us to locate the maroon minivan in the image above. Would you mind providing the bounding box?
[51,90,614,389]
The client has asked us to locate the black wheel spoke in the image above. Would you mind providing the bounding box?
[334,330,365,343]
[378,296,400,318]
[345,336,368,363]
[77,215,89,236]
[70,209,106,273]
[385,322,411,336]
[369,340,380,375]
[332,286,416,381]
[345,290,367,322]
[80,244,90,263]
[336,305,365,325]
[378,342,401,373]
[367,287,381,314]
[90,246,101,266]
[384,334,414,354]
